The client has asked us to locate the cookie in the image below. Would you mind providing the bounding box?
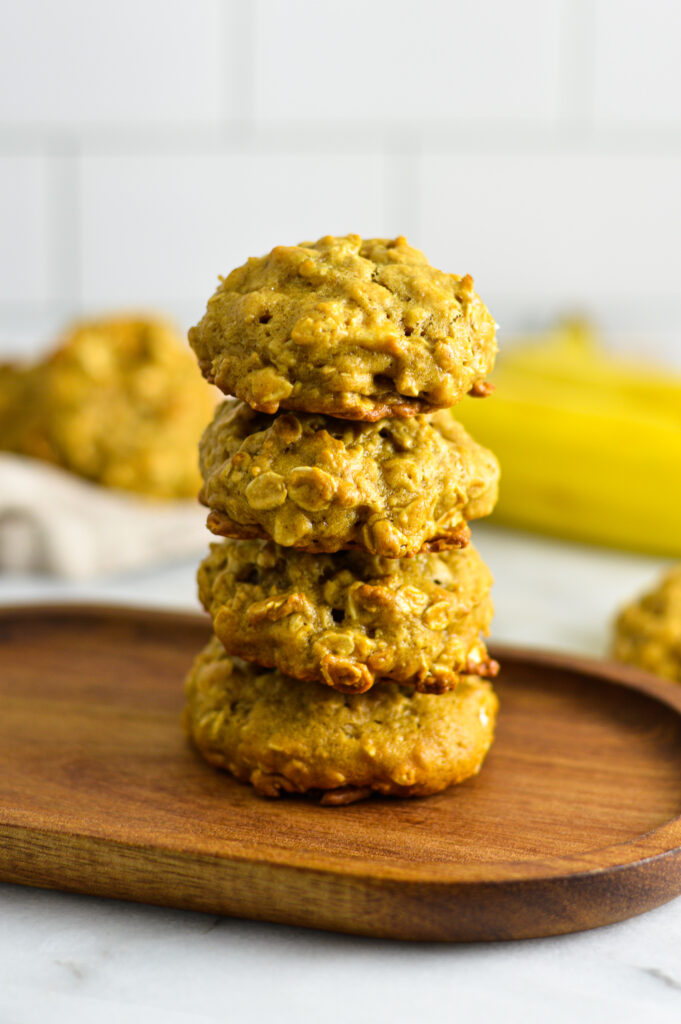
[1,316,216,499]
[613,565,681,682]
[184,636,498,803]
[198,539,496,694]
[199,400,499,556]
[0,362,33,452]
[188,234,497,420]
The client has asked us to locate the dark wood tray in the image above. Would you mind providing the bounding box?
[1,604,681,941]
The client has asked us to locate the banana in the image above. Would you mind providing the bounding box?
[454,321,681,556]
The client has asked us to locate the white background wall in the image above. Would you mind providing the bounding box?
[1,0,680,362]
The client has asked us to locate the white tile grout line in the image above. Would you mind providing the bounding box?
[2,121,681,157]
[44,136,81,312]
[557,0,596,136]
[223,0,256,132]
[382,138,422,244]
[232,0,256,128]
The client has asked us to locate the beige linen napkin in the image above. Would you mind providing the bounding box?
[0,454,210,579]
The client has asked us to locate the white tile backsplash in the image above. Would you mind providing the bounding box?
[0,0,230,125]
[253,0,563,123]
[593,0,681,123]
[420,151,681,309]
[0,157,51,305]
[79,152,388,308]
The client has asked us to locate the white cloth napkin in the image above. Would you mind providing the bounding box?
[0,454,210,579]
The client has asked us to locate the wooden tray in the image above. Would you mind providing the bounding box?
[1,604,681,942]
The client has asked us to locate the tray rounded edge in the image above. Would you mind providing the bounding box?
[3,603,681,894]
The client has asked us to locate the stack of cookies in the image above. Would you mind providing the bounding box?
[184,235,501,804]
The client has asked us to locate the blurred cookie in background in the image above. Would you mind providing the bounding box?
[0,315,217,499]
[0,361,33,453]
[613,566,681,683]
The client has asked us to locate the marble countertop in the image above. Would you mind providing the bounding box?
[2,525,681,1024]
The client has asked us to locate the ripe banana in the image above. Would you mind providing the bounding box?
[454,321,681,556]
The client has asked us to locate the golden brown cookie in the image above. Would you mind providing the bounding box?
[613,565,681,682]
[189,234,497,420]
[0,362,33,452]
[198,538,496,694]
[199,400,499,556]
[184,636,498,803]
[1,316,216,499]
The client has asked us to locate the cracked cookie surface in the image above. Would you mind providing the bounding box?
[198,539,496,694]
[184,636,498,802]
[613,565,681,683]
[189,234,497,420]
[199,400,499,556]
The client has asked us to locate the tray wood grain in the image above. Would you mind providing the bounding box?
[1,604,681,941]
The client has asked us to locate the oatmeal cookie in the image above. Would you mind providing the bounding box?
[2,316,216,498]
[198,539,496,694]
[0,362,33,451]
[184,636,498,803]
[613,565,681,682]
[199,400,499,556]
[189,234,497,420]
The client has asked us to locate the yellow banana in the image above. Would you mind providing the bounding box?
[454,321,681,556]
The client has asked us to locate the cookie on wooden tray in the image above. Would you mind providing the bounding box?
[613,565,681,683]
[188,234,497,421]
[198,539,497,694]
[184,636,499,804]
[199,400,499,556]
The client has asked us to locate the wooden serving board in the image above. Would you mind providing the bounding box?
[1,604,681,942]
